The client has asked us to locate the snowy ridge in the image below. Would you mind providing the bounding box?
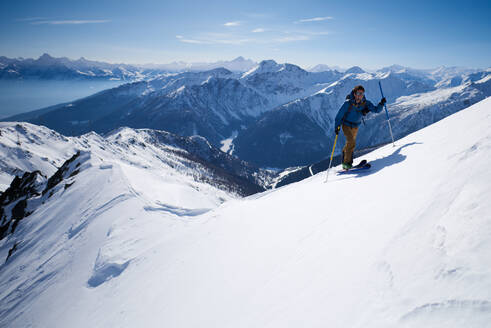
[0,122,271,196]
[0,96,490,327]
[0,123,82,190]
[240,60,330,108]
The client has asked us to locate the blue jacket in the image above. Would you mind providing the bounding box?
[334,92,383,128]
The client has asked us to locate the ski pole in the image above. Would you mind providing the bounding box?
[325,133,339,182]
[378,81,395,147]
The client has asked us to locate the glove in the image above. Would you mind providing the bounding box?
[335,126,340,135]
[361,107,370,116]
[379,97,387,106]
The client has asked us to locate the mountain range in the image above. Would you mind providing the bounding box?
[0,54,258,81]
[0,122,274,197]
[4,57,490,168]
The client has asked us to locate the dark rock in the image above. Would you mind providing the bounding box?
[43,151,80,195]
[0,170,44,205]
[11,199,27,220]
[5,242,18,263]
[64,181,75,190]
[1,151,84,240]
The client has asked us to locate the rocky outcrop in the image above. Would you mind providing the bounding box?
[0,151,84,241]
[0,170,46,239]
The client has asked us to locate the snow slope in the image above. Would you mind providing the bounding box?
[0,122,269,196]
[0,123,81,190]
[1,97,491,327]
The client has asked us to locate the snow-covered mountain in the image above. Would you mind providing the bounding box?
[307,63,346,72]
[240,60,342,107]
[0,53,163,81]
[0,122,272,196]
[140,56,257,72]
[1,96,490,327]
[3,59,490,168]
[2,68,269,145]
[233,69,490,167]
[0,54,257,81]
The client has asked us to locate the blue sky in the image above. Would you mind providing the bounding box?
[1,0,490,69]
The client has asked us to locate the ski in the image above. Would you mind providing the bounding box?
[353,159,367,168]
[337,162,371,174]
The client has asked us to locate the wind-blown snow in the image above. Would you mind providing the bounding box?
[1,97,491,327]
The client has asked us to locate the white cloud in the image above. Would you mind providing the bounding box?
[274,35,311,43]
[178,37,253,45]
[31,19,110,25]
[176,29,316,46]
[295,16,333,23]
[179,38,210,44]
[252,28,265,33]
[218,38,255,45]
[176,34,313,45]
[15,17,46,22]
[224,21,240,27]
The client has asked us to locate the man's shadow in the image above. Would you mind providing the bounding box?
[339,141,422,178]
[274,142,422,187]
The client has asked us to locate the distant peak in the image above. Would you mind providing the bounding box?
[345,66,365,74]
[206,67,232,75]
[240,59,308,79]
[259,59,278,67]
[283,63,305,72]
[36,53,59,65]
[241,59,280,78]
[39,53,54,60]
[378,64,407,73]
[308,64,346,72]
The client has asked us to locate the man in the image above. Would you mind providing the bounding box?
[334,85,386,170]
